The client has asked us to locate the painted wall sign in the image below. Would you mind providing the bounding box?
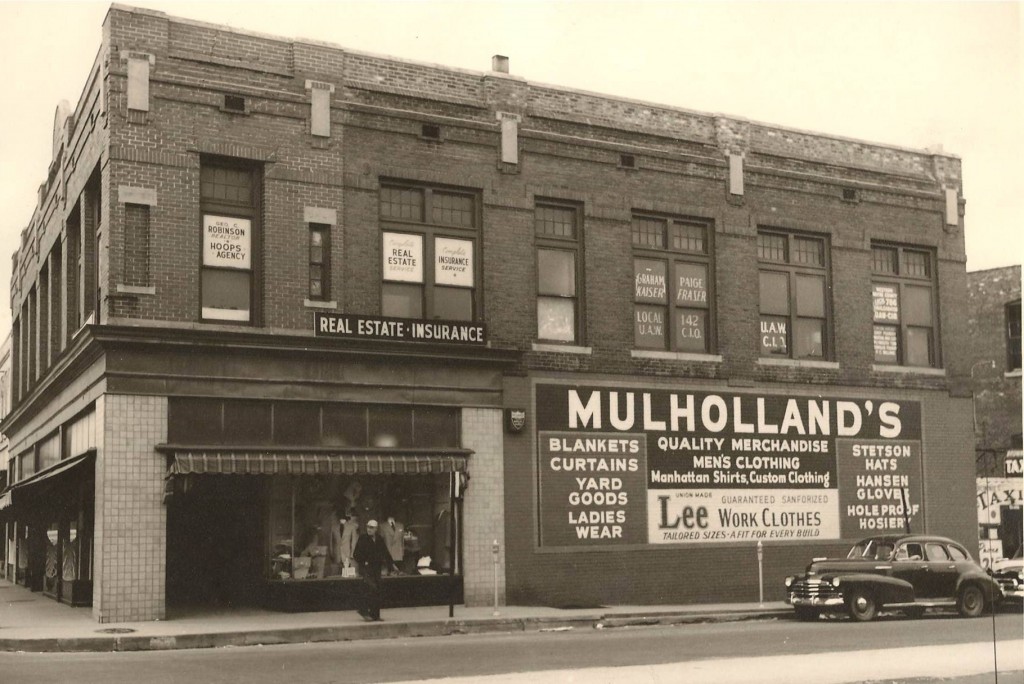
[535,384,922,547]
[203,215,251,269]
[383,232,423,283]
[314,312,485,345]
[873,284,899,322]
[674,263,708,306]
[873,326,899,362]
[434,237,474,287]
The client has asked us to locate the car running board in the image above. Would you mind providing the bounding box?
[884,600,956,608]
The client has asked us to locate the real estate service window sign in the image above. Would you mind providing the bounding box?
[383,232,423,283]
[535,384,923,548]
[203,215,251,269]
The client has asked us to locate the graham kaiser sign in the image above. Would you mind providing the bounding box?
[535,384,923,548]
[315,312,485,345]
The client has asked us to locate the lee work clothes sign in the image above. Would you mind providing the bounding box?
[535,384,923,547]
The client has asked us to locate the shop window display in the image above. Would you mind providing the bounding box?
[268,474,454,581]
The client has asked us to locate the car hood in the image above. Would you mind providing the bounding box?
[991,558,1023,574]
[805,558,888,576]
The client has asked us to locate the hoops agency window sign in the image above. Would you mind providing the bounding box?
[535,384,923,548]
[203,215,251,269]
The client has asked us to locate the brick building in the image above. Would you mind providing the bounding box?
[967,265,1022,565]
[0,5,978,622]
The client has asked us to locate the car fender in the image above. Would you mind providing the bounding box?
[956,570,1001,598]
[832,573,915,605]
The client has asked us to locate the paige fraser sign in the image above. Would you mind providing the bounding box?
[535,384,923,547]
[314,312,485,345]
[203,215,251,269]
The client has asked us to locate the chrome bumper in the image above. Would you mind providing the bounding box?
[788,594,845,607]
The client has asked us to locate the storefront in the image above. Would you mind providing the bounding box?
[977,450,1023,567]
[161,397,472,612]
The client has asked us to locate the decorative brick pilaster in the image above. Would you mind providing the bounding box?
[93,394,167,623]
[461,408,505,607]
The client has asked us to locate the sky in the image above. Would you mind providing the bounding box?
[0,0,1020,336]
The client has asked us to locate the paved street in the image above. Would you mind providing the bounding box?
[1,610,1020,683]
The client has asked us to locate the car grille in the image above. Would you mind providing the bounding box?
[791,579,840,600]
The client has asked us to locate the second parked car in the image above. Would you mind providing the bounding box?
[785,534,1001,622]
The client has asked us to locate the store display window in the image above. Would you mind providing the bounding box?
[268,474,455,581]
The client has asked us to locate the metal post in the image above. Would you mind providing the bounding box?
[757,540,764,607]
[492,539,500,616]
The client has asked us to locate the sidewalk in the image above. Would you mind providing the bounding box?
[0,578,790,652]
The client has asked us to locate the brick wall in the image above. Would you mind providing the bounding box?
[93,394,168,622]
[461,408,505,606]
[967,265,1022,473]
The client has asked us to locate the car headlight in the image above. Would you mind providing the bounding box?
[785,576,795,588]
[830,577,842,587]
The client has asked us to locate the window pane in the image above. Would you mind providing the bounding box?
[431,191,475,227]
[382,282,423,318]
[538,249,575,296]
[322,404,368,447]
[674,262,708,308]
[674,309,707,353]
[796,274,825,317]
[758,233,787,261]
[201,166,251,204]
[904,286,933,326]
[906,327,933,366]
[793,237,823,266]
[536,205,576,238]
[794,318,824,358]
[635,259,667,304]
[224,400,272,444]
[413,407,460,448]
[635,305,667,349]
[369,406,413,448]
[759,271,789,315]
[670,222,706,253]
[434,286,473,321]
[538,297,576,342]
[872,247,897,274]
[202,269,250,321]
[760,316,788,356]
[632,216,665,248]
[168,398,223,443]
[902,250,930,277]
[873,325,899,363]
[274,402,321,446]
[380,187,423,221]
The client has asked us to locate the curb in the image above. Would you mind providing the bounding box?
[0,608,792,653]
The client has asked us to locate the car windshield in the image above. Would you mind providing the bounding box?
[847,539,894,561]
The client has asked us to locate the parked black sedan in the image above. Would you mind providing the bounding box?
[785,534,1002,621]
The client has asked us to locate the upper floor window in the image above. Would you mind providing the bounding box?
[309,224,331,300]
[758,231,829,359]
[380,183,479,321]
[200,161,260,324]
[871,244,938,367]
[536,202,582,343]
[632,214,713,353]
[1008,300,1022,372]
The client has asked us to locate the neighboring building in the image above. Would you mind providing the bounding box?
[968,265,1022,566]
[0,332,10,579]
[0,5,976,623]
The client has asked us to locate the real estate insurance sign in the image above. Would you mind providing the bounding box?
[535,384,923,547]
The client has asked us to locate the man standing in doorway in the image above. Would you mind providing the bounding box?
[353,519,395,621]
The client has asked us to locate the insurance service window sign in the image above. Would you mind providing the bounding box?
[203,215,251,269]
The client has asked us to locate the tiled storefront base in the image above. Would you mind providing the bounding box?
[462,408,506,607]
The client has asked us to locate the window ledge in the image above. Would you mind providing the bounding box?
[758,358,839,370]
[1004,369,1022,379]
[303,299,338,310]
[115,284,156,296]
[872,364,946,376]
[532,342,592,355]
[631,350,722,363]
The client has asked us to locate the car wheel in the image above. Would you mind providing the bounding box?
[957,584,985,618]
[846,589,877,622]
[794,606,820,621]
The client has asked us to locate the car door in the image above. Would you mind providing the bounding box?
[921,542,958,598]
[891,542,928,598]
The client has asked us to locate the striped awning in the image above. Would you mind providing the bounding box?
[0,490,11,511]
[165,450,470,476]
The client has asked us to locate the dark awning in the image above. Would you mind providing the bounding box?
[163,448,471,476]
[7,450,95,506]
